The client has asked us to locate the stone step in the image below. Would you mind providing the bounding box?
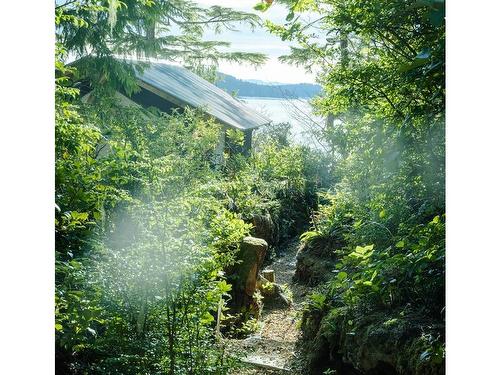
[241,356,291,372]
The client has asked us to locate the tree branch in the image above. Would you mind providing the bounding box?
[55,0,78,10]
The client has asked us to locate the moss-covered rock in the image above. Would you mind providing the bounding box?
[300,305,445,375]
[294,236,342,285]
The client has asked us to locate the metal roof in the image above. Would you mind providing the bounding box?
[132,61,270,131]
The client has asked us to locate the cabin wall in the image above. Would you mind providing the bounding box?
[129,87,181,114]
[83,87,257,169]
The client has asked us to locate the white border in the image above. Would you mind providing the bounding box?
[447,0,500,373]
[0,1,54,373]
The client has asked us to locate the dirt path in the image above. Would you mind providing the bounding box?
[227,238,312,374]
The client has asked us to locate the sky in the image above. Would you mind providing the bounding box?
[194,0,317,84]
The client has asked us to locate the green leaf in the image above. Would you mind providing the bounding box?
[309,293,326,306]
[349,252,364,259]
[55,323,63,332]
[254,2,271,12]
[337,271,348,281]
[395,240,405,248]
[399,58,429,73]
[286,11,295,22]
[200,312,215,324]
[217,280,232,293]
[69,260,81,270]
[71,211,89,221]
[300,230,322,242]
[355,244,374,254]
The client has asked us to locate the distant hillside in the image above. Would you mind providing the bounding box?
[216,73,321,99]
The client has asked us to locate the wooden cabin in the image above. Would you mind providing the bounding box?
[81,60,270,164]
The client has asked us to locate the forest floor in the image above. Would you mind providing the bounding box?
[227,238,312,374]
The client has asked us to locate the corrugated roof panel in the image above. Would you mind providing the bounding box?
[133,62,271,130]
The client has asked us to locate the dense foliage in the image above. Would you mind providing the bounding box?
[55,1,323,373]
[55,57,321,373]
[55,0,445,374]
[56,46,243,373]
[258,0,445,373]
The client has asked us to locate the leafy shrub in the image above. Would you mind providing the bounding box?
[222,141,328,246]
[55,49,325,372]
[55,67,250,372]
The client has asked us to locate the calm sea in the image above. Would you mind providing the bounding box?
[241,97,326,149]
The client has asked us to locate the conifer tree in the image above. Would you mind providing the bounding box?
[56,0,266,92]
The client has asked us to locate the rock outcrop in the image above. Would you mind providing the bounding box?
[300,306,445,375]
[294,236,341,285]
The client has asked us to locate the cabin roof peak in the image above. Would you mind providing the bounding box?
[129,60,270,131]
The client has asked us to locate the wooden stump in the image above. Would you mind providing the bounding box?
[230,236,268,313]
[262,269,276,283]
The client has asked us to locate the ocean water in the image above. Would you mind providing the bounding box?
[241,97,326,149]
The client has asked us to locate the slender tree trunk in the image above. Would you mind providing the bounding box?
[167,303,176,375]
[243,129,253,156]
[213,125,227,168]
[136,292,146,335]
[326,31,349,160]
